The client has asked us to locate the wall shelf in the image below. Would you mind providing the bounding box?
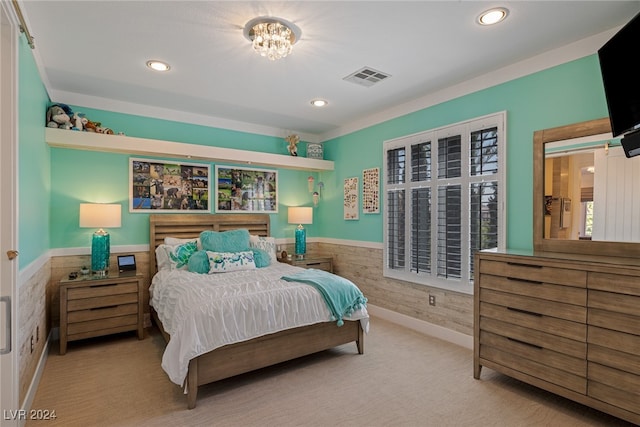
[45,128,334,171]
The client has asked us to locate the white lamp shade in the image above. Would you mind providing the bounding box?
[79,203,122,228]
[288,206,313,225]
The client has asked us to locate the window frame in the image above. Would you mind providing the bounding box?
[382,112,507,294]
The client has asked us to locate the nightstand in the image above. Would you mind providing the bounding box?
[280,255,333,273]
[59,273,144,355]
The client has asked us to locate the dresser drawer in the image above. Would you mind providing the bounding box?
[480,343,586,394]
[480,301,586,341]
[67,282,138,300]
[589,344,640,376]
[479,273,586,305]
[480,317,586,358]
[588,362,640,415]
[588,272,640,296]
[588,326,640,361]
[480,288,586,323]
[480,330,586,376]
[479,259,587,287]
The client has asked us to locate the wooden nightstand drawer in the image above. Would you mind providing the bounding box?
[67,293,138,311]
[68,314,139,336]
[60,273,144,354]
[68,302,138,323]
[67,282,138,300]
[280,255,333,273]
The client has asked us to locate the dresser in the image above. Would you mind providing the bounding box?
[280,255,333,273]
[59,273,144,354]
[474,250,640,425]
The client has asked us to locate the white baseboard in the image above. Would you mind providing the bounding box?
[367,304,473,350]
[20,330,53,427]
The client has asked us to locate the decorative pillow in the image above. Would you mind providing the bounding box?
[187,250,210,274]
[200,229,250,252]
[251,248,271,268]
[163,241,198,270]
[165,237,200,248]
[207,251,256,273]
[249,235,278,263]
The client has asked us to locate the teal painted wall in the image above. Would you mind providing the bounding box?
[48,110,320,248]
[20,50,610,258]
[319,55,609,251]
[18,34,51,269]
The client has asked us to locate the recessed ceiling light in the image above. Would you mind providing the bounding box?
[146,60,171,72]
[310,99,328,107]
[477,7,509,26]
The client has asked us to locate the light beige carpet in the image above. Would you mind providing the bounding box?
[27,317,634,427]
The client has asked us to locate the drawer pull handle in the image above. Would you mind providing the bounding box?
[507,307,542,317]
[89,283,118,288]
[507,337,542,350]
[506,262,542,269]
[506,277,542,285]
[90,305,119,310]
[307,263,321,266]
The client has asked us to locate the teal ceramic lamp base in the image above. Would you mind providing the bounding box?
[294,225,306,259]
[91,229,110,276]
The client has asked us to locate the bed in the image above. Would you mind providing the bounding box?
[148,213,368,409]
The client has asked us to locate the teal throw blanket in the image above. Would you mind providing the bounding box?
[282,269,367,327]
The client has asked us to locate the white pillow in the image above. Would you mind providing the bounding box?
[249,235,278,263]
[207,251,256,273]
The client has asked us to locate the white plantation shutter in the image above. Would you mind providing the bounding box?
[383,112,505,294]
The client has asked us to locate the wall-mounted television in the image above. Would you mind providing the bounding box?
[598,11,640,146]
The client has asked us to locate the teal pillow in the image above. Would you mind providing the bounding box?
[187,250,210,274]
[251,248,271,268]
[200,229,250,252]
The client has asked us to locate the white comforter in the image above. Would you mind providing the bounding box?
[150,262,369,385]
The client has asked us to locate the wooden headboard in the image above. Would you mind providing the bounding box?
[149,213,271,279]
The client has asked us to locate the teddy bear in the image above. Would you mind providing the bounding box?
[46,104,74,130]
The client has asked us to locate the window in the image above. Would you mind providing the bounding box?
[383,113,506,294]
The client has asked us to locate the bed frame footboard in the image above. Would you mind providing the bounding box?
[185,320,364,409]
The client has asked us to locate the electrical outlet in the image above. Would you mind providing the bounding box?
[30,335,34,353]
[428,295,436,306]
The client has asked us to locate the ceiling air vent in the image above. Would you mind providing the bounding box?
[343,67,391,87]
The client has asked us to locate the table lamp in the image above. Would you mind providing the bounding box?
[288,206,313,259]
[79,203,121,276]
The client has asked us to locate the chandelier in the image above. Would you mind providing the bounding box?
[244,17,301,61]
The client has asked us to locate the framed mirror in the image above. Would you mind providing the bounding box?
[533,117,640,258]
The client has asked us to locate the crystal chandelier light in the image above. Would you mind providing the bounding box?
[244,17,301,61]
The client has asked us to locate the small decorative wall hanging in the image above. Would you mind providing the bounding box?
[306,142,324,159]
[307,176,315,192]
[344,177,359,220]
[362,167,380,214]
[130,158,210,212]
[215,165,278,213]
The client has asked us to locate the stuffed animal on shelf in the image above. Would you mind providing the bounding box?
[286,134,300,156]
[71,112,85,131]
[83,119,101,132]
[46,104,73,130]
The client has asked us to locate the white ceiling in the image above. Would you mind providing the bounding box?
[20,1,640,141]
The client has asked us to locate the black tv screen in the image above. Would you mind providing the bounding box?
[598,11,640,137]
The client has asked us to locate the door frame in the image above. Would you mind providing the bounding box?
[0,0,19,423]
